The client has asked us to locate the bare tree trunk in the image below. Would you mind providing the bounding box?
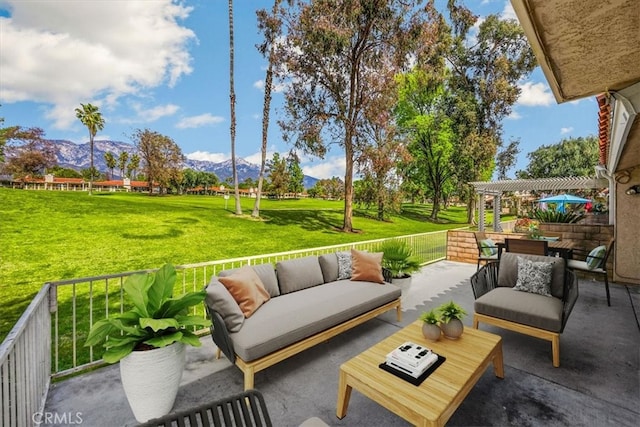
[343,137,354,232]
[228,0,242,215]
[89,137,94,195]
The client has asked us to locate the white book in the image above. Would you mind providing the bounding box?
[386,342,433,369]
[385,352,438,378]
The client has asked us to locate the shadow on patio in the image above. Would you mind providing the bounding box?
[44,261,639,426]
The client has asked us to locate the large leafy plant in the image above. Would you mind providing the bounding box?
[85,263,209,363]
[378,240,422,278]
[532,209,584,224]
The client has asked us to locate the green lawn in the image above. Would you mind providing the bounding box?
[0,188,473,341]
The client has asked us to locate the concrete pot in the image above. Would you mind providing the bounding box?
[421,323,441,341]
[120,342,186,422]
[440,319,464,340]
[391,275,412,287]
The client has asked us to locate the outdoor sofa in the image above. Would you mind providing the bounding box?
[205,250,402,390]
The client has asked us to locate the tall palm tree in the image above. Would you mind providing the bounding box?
[228,0,242,215]
[75,103,105,195]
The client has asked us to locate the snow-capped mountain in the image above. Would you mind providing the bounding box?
[44,139,318,188]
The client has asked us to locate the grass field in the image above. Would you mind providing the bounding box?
[0,188,476,342]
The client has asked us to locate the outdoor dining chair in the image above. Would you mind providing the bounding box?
[504,238,549,256]
[567,239,615,306]
[474,231,499,270]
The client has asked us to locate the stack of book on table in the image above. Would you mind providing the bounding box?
[384,341,439,379]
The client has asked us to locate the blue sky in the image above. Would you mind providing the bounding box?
[0,0,598,179]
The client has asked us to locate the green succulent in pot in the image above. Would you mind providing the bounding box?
[419,309,440,325]
[85,263,210,363]
[379,240,422,279]
[438,301,467,322]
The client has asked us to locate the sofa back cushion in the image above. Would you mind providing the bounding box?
[218,266,271,318]
[318,253,339,283]
[498,252,565,298]
[219,263,280,297]
[205,278,245,332]
[276,256,325,294]
[350,249,385,284]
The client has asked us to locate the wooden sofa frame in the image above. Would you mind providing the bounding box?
[208,298,402,390]
[470,261,578,367]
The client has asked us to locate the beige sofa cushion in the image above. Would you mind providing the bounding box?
[498,252,565,298]
[205,278,245,332]
[276,256,325,294]
[318,253,339,283]
[219,263,279,297]
[474,287,564,332]
[219,266,271,318]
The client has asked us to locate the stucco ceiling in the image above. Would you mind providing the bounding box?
[510,0,640,103]
[510,0,640,173]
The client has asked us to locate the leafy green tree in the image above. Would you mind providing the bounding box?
[496,138,520,180]
[133,129,184,195]
[118,151,129,178]
[275,0,439,232]
[286,151,304,198]
[104,152,117,179]
[442,2,536,222]
[49,166,82,178]
[0,127,56,181]
[396,69,455,220]
[81,167,103,182]
[516,136,599,179]
[75,103,105,195]
[267,152,288,198]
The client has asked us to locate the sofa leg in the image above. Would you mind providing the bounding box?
[472,314,479,329]
[216,348,221,360]
[552,335,560,367]
[396,304,402,322]
[243,367,255,391]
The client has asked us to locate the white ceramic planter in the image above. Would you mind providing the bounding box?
[391,275,412,287]
[120,342,186,423]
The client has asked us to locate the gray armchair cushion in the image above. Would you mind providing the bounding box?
[498,252,565,298]
[474,287,564,332]
[205,278,245,332]
[219,263,280,297]
[276,256,324,294]
[318,253,339,283]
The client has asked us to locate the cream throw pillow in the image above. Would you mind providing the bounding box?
[218,266,270,318]
[350,249,385,284]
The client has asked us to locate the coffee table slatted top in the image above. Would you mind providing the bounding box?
[336,320,503,427]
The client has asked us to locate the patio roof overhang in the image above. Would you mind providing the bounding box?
[470,177,608,193]
[510,0,640,176]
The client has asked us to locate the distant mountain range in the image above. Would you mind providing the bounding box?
[45,139,319,189]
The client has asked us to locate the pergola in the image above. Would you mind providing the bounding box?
[470,176,609,231]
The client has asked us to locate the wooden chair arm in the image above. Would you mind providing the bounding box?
[470,261,499,299]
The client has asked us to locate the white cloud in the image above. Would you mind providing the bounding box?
[253,78,288,93]
[501,2,518,21]
[176,114,224,129]
[302,156,345,180]
[560,127,574,134]
[244,146,279,165]
[0,0,195,129]
[186,151,228,163]
[517,81,555,107]
[133,103,180,122]
[507,110,522,120]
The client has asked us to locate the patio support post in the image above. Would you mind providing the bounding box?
[478,191,486,231]
[493,194,503,232]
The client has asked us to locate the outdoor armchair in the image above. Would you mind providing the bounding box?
[474,232,499,270]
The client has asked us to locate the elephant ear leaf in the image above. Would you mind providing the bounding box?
[147,263,176,314]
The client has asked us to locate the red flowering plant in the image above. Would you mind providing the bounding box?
[514,217,540,236]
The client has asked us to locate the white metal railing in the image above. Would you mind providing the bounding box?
[0,284,51,427]
[47,231,448,378]
[0,230,450,424]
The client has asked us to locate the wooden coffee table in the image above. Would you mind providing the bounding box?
[336,320,503,426]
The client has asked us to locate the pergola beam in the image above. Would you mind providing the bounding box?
[470,177,608,192]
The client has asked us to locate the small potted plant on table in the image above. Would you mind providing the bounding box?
[438,301,467,340]
[419,309,442,341]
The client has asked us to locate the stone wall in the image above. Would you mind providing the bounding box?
[447,224,615,277]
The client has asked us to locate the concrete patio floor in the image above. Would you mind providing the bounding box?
[44,261,640,426]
